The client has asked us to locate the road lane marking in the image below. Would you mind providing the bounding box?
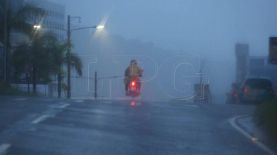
[41,98,54,102]
[74,99,84,103]
[58,103,70,108]
[32,115,52,124]
[183,104,198,108]
[0,144,10,155]
[14,98,27,101]
[50,103,70,109]
[229,116,276,155]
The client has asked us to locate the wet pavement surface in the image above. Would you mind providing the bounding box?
[0,97,270,155]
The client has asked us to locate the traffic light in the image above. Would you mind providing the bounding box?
[269,37,277,64]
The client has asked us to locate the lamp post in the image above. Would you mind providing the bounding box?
[66,15,104,99]
[33,25,41,30]
[67,15,71,99]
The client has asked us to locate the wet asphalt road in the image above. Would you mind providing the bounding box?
[0,97,269,155]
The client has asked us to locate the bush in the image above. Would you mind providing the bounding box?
[254,98,277,146]
[0,81,28,96]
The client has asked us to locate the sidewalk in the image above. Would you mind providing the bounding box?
[235,115,276,155]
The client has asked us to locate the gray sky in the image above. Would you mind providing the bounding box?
[52,0,277,56]
[49,0,277,100]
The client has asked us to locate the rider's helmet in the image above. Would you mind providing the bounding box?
[130,59,137,65]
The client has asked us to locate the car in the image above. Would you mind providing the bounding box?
[239,78,275,104]
[226,83,240,104]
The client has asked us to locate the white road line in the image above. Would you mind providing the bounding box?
[0,144,11,155]
[51,103,70,109]
[58,103,70,108]
[229,116,276,155]
[102,101,112,104]
[183,104,198,108]
[42,99,54,102]
[14,98,27,101]
[32,115,51,124]
[74,100,84,103]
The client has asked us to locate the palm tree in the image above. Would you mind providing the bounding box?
[13,32,83,96]
[12,32,55,94]
[0,0,45,81]
[51,42,82,97]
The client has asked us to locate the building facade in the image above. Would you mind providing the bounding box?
[25,0,66,41]
[235,43,249,84]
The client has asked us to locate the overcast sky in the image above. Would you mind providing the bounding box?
[51,0,277,56]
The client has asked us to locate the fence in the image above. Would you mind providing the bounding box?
[71,72,123,99]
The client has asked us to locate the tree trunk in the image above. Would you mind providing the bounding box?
[26,72,30,94]
[32,65,37,94]
[57,66,62,98]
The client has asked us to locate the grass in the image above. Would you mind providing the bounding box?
[254,98,277,146]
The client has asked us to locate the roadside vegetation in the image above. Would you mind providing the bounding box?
[254,98,277,147]
[0,1,82,96]
[0,81,30,96]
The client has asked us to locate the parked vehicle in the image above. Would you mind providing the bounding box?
[226,83,239,104]
[239,78,275,103]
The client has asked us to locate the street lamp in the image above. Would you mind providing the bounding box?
[33,24,41,30]
[66,15,105,99]
[96,25,105,30]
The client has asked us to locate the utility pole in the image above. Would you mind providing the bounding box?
[94,71,97,99]
[67,15,71,99]
[65,15,103,99]
[199,61,203,85]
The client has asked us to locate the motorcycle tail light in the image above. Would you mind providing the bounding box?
[131,81,136,87]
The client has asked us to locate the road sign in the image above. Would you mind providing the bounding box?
[269,37,277,64]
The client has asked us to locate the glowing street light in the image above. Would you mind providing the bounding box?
[33,24,41,30]
[96,25,105,30]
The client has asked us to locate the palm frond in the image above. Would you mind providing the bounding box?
[10,19,33,35]
[70,53,83,76]
[15,3,46,21]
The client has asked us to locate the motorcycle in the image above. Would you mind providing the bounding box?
[127,77,141,97]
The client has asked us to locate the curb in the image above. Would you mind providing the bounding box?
[229,115,276,155]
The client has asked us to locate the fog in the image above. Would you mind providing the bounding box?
[50,0,277,102]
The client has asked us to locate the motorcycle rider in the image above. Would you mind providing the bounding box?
[124,59,143,95]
